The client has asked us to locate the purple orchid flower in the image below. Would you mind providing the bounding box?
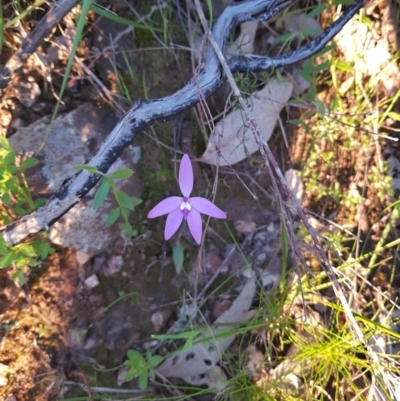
[147,154,227,244]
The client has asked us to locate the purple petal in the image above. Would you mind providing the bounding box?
[147,196,181,218]
[190,197,227,219]
[165,208,184,240]
[179,154,193,197]
[187,209,202,244]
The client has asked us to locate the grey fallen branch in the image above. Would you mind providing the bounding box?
[0,0,363,246]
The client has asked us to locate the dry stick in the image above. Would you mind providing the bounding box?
[0,0,80,90]
[193,0,385,376]
[0,0,363,247]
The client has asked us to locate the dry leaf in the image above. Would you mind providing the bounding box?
[226,20,259,56]
[155,277,256,382]
[201,80,292,166]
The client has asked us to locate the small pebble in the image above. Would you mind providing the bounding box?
[206,253,222,274]
[0,109,12,128]
[234,220,257,234]
[151,308,172,333]
[85,274,99,289]
[13,79,41,108]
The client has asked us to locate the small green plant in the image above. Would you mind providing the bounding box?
[0,137,54,282]
[73,165,142,236]
[0,137,45,221]
[124,349,163,389]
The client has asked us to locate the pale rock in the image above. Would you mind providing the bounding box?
[13,78,41,108]
[76,250,94,267]
[102,255,124,276]
[9,103,142,253]
[84,274,99,289]
[234,219,257,234]
[151,308,172,333]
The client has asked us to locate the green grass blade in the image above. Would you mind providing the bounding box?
[5,0,47,29]
[90,4,162,32]
[43,0,92,149]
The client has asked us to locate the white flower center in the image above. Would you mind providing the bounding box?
[180,200,191,211]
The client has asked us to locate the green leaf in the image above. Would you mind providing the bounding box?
[93,182,110,210]
[139,371,148,389]
[33,198,46,208]
[172,243,184,274]
[12,270,25,286]
[18,244,36,257]
[105,208,120,226]
[7,165,17,174]
[0,136,11,150]
[90,4,163,31]
[110,168,133,180]
[73,165,98,174]
[131,197,142,207]
[315,44,335,57]
[2,192,11,205]
[115,190,135,210]
[275,32,296,43]
[0,236,7,254]
[302,28,322,37]
[21,157,39,169]
[0,251,17,268]
[124,369,136,382]
[312,61,330,74]
[333,0,355,4]
[335,61,353,72]
[307,4,326,18]
[40,244,54,259]
[388,112,400,121]
[4,151,15,164]
[127,349,142,361]
[120,206,130,220]
[15,207,27,216]
[149,355,163,367]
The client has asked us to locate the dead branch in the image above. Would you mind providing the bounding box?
[0,0,363,246]
[0,0,80,90]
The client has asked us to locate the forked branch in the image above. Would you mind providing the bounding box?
[0,0,363,245]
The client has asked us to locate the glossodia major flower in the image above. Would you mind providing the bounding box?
[147,154,227,244]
